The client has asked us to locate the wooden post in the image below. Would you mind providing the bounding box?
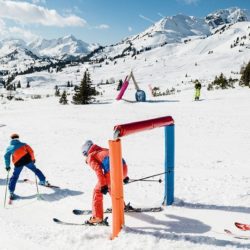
[109,139,124,239]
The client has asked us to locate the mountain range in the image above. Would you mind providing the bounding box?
[0,7,249,75]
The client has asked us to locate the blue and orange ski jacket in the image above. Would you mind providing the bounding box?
[4,139,35,167]
[86,144,128,187]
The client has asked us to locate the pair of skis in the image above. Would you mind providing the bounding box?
[72,204,163,216]
[53,204,163,227]
[224,222,250,239]
[54,211,250,232]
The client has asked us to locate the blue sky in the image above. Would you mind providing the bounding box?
[0,0,249,45]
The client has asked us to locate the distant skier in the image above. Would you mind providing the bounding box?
[194,80,202,101]
[4,133,49,200]
[81,140,129,224]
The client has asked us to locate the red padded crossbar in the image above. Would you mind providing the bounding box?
[114,116,174,138]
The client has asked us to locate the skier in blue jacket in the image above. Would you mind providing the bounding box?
[4,133,49,200]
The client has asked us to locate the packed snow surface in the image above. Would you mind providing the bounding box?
[0,11,249,250]
[0,85,250,250]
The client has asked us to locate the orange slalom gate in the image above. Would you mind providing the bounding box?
[109,116,175,239]
[109,139,124,239]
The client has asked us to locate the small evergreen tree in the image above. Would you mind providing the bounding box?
[59,90,68,104]
[17,81,21,88]
[6,78,13,90]
[212,73,228,89]
[117,79,123,91]
[55,88,60,96]
[72,70,97,104]
[240,61,250,87]
[26,81,30,88]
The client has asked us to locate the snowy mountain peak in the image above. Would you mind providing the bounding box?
[205,7,250,28]
[158,14,210,37]
[98,7,249,59]
[124,13,211,51]
[1,38,27,49]
[27,35,93,59]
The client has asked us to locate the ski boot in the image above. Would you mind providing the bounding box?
[38,180,50,186]
[85,217,109,226]
[9,192,18,200]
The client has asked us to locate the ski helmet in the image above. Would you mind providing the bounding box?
[10,133,19,139]
[81,140,93,156]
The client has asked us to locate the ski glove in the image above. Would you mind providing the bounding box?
[100,185,109,195]
[123,176,129,184]
[5,166,11,172]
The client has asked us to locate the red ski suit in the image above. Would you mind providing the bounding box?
[86,144,128,219]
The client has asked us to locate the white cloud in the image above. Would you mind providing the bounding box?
[158,13,165,18]
[128,26,132,32]
[63,6,82,17]
[139,14,155,24]
[0,4,39,42]
[0,0,86,27]
[0,18,38,41]
[9,26,39,40]
[179,0,199,5]
[0,18,8,37]
[0,18,6,29]
[95,24,110,29]
[32,0,46,4]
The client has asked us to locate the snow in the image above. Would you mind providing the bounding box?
[0,9,250,250]
[206,7,250,28]
[1,80,250,250]
[1,10,249,75]
[27,35,92,59]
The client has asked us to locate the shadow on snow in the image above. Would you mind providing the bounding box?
[174,198,250,214]
[125,213,250,249]
[0,178,83,202]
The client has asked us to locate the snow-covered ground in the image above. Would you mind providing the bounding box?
[0,84,250,249]
[0,17,249,250]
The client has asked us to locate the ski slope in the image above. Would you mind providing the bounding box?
[0,85,250,250]
[0,16,249,250]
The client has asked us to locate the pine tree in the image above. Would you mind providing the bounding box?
[117,79,123,91]
[72,70,97,104]
[17,81,21,88]
[59,90,68,105]
[55,88,60,96]
[212,73,228,89]
[240,61,250,87]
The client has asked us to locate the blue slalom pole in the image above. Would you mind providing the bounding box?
[164,124,175,205]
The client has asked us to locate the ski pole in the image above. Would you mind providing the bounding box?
[129,178,162,183]
[161,193,167,206]
[4,171,10,208]
[127,172,168,184]
[34,175,42,200]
